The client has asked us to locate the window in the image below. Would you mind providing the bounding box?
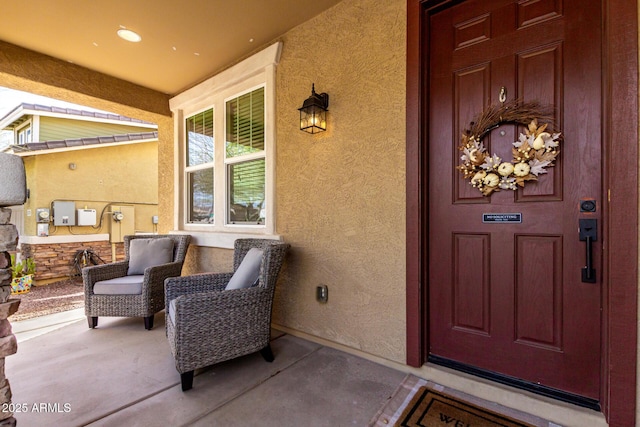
[185,109,214,224]
[17,125,32,145]
[226,87,265,225]
[184,88,266,226]
[170,42,281,245]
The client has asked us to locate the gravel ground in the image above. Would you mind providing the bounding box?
[10,278,84,322]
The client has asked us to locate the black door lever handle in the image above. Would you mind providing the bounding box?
[579,219,597,283]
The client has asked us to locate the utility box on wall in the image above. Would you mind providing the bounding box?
[110,205,135,243]
[77,209,97,226]
[53,201,76,226]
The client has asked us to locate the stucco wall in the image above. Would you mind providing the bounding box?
[22,141,159,237]
[272,0,407,362]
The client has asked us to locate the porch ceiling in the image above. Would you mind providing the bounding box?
[0,0,343,95]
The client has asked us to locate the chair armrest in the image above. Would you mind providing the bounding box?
[82,261,129,291]
[144,262,184,288]
[165,272,233,312]
[172,286,270,328]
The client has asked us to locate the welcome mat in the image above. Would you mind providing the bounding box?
[369,375,551,427]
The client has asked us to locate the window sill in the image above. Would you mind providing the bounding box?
[169,230,282,249]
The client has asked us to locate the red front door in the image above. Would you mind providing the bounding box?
[427,0,602,402]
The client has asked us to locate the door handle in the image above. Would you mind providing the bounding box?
[579,219,597,283]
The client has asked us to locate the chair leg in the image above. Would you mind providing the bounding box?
[181,371,194,391]
[88,316,98,329]
[260,344,275,362]
[144,315,154,330]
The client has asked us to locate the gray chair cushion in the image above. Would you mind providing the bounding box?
[94,275,144,295]
[168,298,177,323]
[225,248,263,290]
[127,238,175,275]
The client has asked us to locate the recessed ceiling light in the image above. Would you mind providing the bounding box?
[117,29,142,43]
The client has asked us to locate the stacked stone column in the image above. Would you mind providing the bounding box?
[0,208,20,427]
[0,153,28,427]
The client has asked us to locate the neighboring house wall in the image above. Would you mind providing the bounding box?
[19,141,158,280]
[21,238,120,281]
[38,116,153,142]
[21,141,158,237]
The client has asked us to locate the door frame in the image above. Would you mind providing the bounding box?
[405,0,638,425]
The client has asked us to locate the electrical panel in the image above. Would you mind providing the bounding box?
[110,205,135,243]
[53,201,76,226]
[77,209,97,226]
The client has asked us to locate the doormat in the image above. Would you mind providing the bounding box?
[369,375,548,427]
[394,387,535,426]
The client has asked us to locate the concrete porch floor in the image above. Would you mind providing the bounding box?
[7,310,610,427]
[8,310,406,426]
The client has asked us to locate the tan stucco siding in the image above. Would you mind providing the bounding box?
[272,0,407,363]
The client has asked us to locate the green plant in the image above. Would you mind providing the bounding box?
[10,254,36,279]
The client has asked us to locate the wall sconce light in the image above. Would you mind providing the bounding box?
[299,84,329,134]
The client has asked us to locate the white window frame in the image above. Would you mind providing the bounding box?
[184,105,215,225]
[15,120,33,145]
[170,42,281,248]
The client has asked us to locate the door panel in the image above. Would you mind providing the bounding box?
[514,234,563,350]
[428,0,602,401]
[452,233,490,334]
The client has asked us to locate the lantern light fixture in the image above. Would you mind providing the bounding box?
[299,84,329,134]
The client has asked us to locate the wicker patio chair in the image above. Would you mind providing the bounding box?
[164,238,289,391]
[83,234,191,330]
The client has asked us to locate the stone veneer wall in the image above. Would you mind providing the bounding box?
[20,241,124,281]
[0,208,20,427]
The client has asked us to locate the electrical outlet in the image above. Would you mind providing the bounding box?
[316,285,328,303]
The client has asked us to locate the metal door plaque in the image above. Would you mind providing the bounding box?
[482,213,522,223]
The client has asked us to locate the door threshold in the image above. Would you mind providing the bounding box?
[428,355,600,411]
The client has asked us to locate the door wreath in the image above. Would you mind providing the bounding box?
[456,100,562,196]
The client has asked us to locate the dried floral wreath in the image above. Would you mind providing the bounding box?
[457,100,562,196]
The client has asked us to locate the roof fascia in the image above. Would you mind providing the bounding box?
[11,136,158,157]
